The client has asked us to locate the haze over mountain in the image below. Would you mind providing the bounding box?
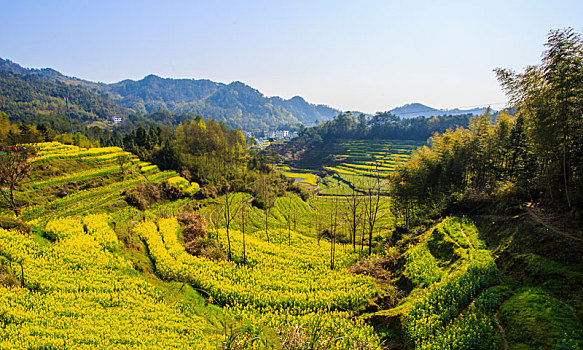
[389,102,493,118]
[0,58,339,131]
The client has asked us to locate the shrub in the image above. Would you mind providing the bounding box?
[178,212,208,240]
[159,181,184,200]
[288,184,310,201]
[0,258,20,287]
[124,183,161,210]
[183,236,226,260]
[124,182,186,210]
[198,185,219,199]
[0,216,31,234]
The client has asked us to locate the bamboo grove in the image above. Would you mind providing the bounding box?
[390,28,583,226]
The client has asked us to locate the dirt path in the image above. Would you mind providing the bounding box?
[525,206,583,243]
[495,314,510,350]
[459,227,474,250]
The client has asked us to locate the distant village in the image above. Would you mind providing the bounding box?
[243,129,298,148]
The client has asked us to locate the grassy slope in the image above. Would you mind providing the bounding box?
[365,213,583,350]
[476,212,583,349]
[288,139,582,349]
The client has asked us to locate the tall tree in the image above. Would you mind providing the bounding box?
[496,27,583,207]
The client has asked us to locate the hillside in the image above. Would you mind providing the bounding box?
[0,58,339,130]
[1,135,582,349]
[0,70,128,129]
[106,75,339,128]
[0,142,383,349]
[389,102,491,118]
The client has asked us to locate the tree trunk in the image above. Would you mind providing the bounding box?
[242,205,246,264]
[563,131,571,207]
[226,226,232,261]
[265,209,270,243]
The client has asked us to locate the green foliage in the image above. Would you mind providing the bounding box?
[499,288,583,349]
[0,70,126,128]
[496,28,583,208]
[173,118,248,185]
[403,243,444,287]
[395,218,500,349]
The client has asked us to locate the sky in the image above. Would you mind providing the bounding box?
[1,0,581,114]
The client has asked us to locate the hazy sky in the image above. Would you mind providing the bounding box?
[1,0,581,113]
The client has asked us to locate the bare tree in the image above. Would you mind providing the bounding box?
[241,199,247,264]
[205,203,222,247]
[256,174,275,243]
[330,197,338,270]
[359,215,366,259]
[222,186,240,261]
[363,165,382,255]
[285,197,293,246]
[345,186,362,251]
[0,146,37,216]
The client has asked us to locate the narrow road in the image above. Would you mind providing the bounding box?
[525,206,583,243]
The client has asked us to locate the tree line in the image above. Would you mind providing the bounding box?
[270,110,478,169]
[390,28,583,226]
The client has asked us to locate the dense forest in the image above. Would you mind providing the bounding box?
[0,70,128,126]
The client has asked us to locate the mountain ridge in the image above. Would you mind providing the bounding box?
[0,58,339,130]
[390,102,493,118]
[0,58,493,130]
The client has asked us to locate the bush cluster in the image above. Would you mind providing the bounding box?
[123,181,184,210]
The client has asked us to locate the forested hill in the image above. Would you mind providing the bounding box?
[106,75,339,128]
[0,70,128,128]
[0,58,339,130]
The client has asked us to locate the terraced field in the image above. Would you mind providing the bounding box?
[325,140,422,177]
[17,142,199,224]
[3,142,580,349]
[0,142,382,349]
[319,140,423,195]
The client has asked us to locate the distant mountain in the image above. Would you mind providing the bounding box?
[390,102,493,118]
[0,58,339,130]
[269,95,338,126]
[104,75,339,129]
[0,58,102,89]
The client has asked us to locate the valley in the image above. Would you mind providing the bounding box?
[1,25,582,350]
